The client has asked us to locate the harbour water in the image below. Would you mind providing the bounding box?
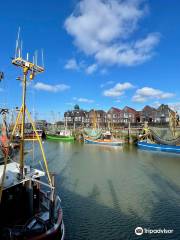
[26,142,180,240]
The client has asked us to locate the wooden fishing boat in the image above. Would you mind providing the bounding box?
[46,130,74,142]
[24,129,46,140]
[85,131,123,146]
[137,141,180,154]
[84,111,123,146]
[0,34,65,240]
[85,137,123,146]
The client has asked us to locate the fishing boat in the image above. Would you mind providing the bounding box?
[46,129,74,141]
[0,108,20,160]
[0,33,65,240]
[84,130,123,146]
[84,128,102,139]
[137,141,180,154]
[84,110,123,146]
[85,137,123,146]
[24,129,46,140]
[137,118,180,154]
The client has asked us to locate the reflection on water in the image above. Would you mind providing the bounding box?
[26,142,180,239]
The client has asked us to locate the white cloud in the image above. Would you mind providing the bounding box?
[73,97,94,103]
[85,63,97,74]
[65,58,98,75]
[34,82,70,93]
[103,82,134,97]
[95,33,160,66]
[133,87,175,102]
[64,58,79,70]
[65,0,160,67]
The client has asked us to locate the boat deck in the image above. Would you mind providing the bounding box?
[0,162,45,190]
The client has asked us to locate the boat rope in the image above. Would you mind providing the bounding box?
[38,159,45,174]
[31,82,35,165]
[25,108,52,186]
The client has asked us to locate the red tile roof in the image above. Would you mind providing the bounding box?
[108,107,122,113]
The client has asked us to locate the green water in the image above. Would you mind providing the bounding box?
[25,142,180,240]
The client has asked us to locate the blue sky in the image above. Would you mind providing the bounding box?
[0,0,180,121]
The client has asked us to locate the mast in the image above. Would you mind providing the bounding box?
[18,67,27,177]
[11,30,52,184]
[93,109,97,129]
[11,57,44,178]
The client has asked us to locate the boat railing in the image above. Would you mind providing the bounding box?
[39,190,51,210]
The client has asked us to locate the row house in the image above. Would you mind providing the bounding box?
[140,105,157,123]
[121,106,139,123]
[88,109,107,128]
[64,105,88,127]
[64,106,107,128]
[140,104,175,123]
[154,104,172,123]
[64,104,177,128]
[107,107,122,126]
[107,106,139,124]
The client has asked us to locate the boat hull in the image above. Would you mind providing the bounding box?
[85,138,123,146]
[0,188,65,240]
[137,141,180,154]
[46,134,74,142]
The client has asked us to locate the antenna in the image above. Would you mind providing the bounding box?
[15,27,21,58]
[35,50,38,66]
[20,40,23,58]
[41,49,44,68]
[12,30,44,80]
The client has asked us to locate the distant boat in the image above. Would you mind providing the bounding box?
[85,137,123,146]
[84,128,102,140]
[0,108,20,160]
[137,141,180,154]
[24,129,46,140]
[84,131,123,146]
[46,129,74,142]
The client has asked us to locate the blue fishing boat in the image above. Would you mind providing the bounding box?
[137,141,180,154]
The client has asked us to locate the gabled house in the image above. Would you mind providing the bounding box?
[121,106,139,123]
[155,104,173,123]
[88,109,107,128]
[107,107,122,126]
[140,105,157,123]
